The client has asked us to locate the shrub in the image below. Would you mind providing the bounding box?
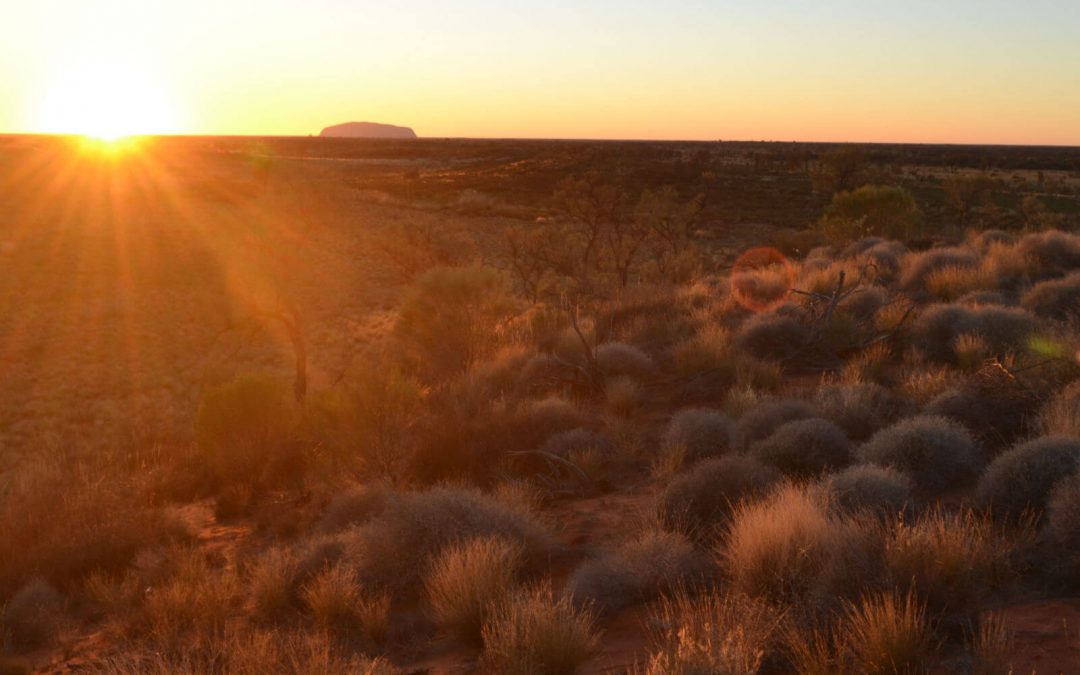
[837,286,888,321]
[899,247,978,293]
[480,582,597,675]
[671,325,734,378]
[0,580,65,650]
[1021,271,1080,323]
[564,530,707,613]
[733,311,811,361]
[642,590,781,675]
[1017,230,1080,278]
[735,398,817,449]
[657,456,779,539]
[248,547,302,620]
[925,265,994,301]
[661,408,736,464]
[341,486,551,591]
[605,376,642,417]
[1040,382,1080,438]
[142,548,242,642]
[540,428,613,459]
[301,565,389,645]
[839,592,934,675]
[976,436,1080,522]
[194,373,297,485]
[925,378,1041,452]
[318,483,393,533]
[749,418,852,478]
[594,341,657,379]
[1046,474,1080,552]
[820,185,923,242]
[394,265,518,377]
[815,383,911,442]
[858,415,982,493]
[909,303,1036,364]
[425,536,523,644]
[885,508,1017,623]
[822,465,912,516]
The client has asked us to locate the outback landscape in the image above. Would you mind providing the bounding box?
[1,133,1080,673]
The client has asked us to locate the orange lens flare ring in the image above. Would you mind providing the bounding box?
[730,246,795,313]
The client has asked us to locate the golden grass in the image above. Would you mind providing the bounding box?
[248,547,300,620]
[840,591,934,675]
[424,536,523,643]
[480,582,597,675]
[301,565,390,646]
[672,325,733,376]
[970,612,1015,675]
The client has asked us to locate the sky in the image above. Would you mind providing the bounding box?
[2,0,1079,144]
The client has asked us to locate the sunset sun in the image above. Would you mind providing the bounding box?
[35,60,180,140]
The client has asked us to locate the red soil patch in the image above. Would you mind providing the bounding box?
[997,598,1080,675]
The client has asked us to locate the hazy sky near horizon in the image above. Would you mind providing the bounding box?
[3,0,1079,143]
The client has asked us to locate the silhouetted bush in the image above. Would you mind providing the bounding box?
[736,398,817,449]
[733,311,811,361]
[661,408,736,464]
[815,382,912,442]
[0,580,65,650]
[909,303,1036,364]
[594,341,657,380]
[318,483,393,533]
[820,185,923,242]
[858,415,981,493]
[822,465,912,516]
[657,456,779,539]
[564,530,708,613]
[1022,272,1080,323]
[976,436,1080,522]
[749,418,852,478]
[1017,230,1080,278]
[925,379,1041,452]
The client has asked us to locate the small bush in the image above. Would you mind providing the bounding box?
[248,547,302,620]
[341,486,551,591]
[839,592,934,675]
[540,428,613,458]
[194,373,297,485]
[1040,382,1080,438]
[909,304,1037,364]
[301,565,389,645]
[925,378,1041,452]
[899,247,978,293]
[858,415,982,493]
[820,185,923,242]
[736,398,817,449]
[976,436,1080,522]
[1017,229,1080,278]
[733,311,811,361]
[815,383,911,442]
[661,408,736,464]
[594,341,657,379]
[657,455,779,539]
[480,582,597,675]
[0,580,65,650]
[564,530,707,613]
[749,418,852,478]
[318,483,392,533]
[822,465,912,516]
[605,376,642,417]
[672,325,733,378]
[642,590,781,675]
[1046,474,1080,552]
[1021,271,1080,323]
[425,536,523,644]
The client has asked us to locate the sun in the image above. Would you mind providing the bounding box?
[35,60,181,141]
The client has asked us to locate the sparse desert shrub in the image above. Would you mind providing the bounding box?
[822,465,913,516]
[909,303,1036,364]
[341,486,550,591]
[0,580,65,650]
[1017,229,1080,278]
[318,483,393,533]
[661,408,736,464]
[301,564,389,645]
[820,185,923,242]
[642,590,781,675]
[425,536,523,643]
[1046,473,1080,552]
[815,382,911,442]
[540,428,613,458]
[480,582,597,675]
[858,415,981,493]
[837,286,888,321]
[733,311,811,361]
[899,247,978,293]
[976,436,1080,522]
[971,229,1015,251]
[517,353,577,394]
[925,265,994,301]
[514,397,589,448]
[956,290,1011,307]
[1021,271,1080,323]
[594,341,657,379]
[1040,382,1080,437]
[248,547,302,620]
[719,483,878,608]
[672,325,734,377]
[394,265,518,377]
[924,377,1041,452]
[736,398,817,449]
[841,341,893,384]
[194,372,297,485]
[838,591,934,675]
[564,530,707,613]
[605,376,642,416]
[143,548,242,642]
[749,418,852,477]
[657,456,779,539]
[885,509,1017,623]
[979,242,1034,291]
[970,612,1015,675]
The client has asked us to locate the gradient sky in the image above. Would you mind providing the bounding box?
[3,0,1079,143]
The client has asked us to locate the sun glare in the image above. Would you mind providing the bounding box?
[35,60,180,141]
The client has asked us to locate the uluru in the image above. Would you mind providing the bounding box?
[319,121,417,139]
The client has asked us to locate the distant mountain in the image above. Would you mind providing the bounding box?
[319,121,417,139]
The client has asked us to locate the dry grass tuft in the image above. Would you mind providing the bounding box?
[480,582,597,675]
[425,536,523,644]
[840,591,934,675]
[301,564,390,646]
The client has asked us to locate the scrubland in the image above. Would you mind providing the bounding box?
[2,136,1080,673]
